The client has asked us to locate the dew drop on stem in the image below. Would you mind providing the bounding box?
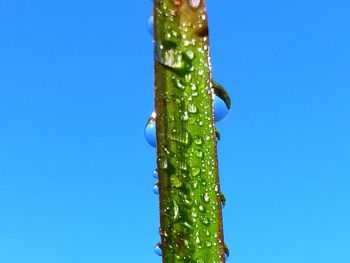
[154,243,162,256]
[212,81,231,122]
[144,112,156,148]
[153,183,159,195]
[152,169,158,179]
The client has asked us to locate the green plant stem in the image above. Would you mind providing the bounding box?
[154,0,225,262]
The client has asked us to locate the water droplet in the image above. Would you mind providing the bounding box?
[173,200,179,220]
[205,241,212,247]
[224,244,230,259]
[153,183,159,195]
[202,192,210,203]
[188,104,198,113]
[154,243,162,256]
[144,112,156,148]
[200,215,210,226]
[220,192,226,207]
[191,166,201,176]
[185,50,195,60]
[152,169,158,179]
[147,15,153,36]
[179,161,189,171]
[194,149,203,158]
[198,205,206,213]
[172,176,183,188]
[158,157,168,169]
[189,0,201,9]
[213,81,231,122]
[182,111,189,121]
[194,136,203,145]
[155,41,184,69]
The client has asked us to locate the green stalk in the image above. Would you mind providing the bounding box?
[153,0,226,262]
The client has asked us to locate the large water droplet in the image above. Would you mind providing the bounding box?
[155,41,184,69]
[153,183,159,195]
[144,112,156,148]
[213,81,231,122]
[147,15,153,36]
[154,243,162,256]
[155,41,193,75]
[152,169,158,179]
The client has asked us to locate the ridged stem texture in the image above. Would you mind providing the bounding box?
[154,0,226,262]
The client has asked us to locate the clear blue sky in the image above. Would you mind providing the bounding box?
[0,1,349,262]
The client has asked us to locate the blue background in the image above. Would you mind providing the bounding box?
[0,0,349,262]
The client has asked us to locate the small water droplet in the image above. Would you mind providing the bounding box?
[191,166,201,176]
[202,192,210,203]
[194,136,203,145]
[153,183,159,195]
[200,215,210,226]
[147,15,153,36]
[213,81,231,122]
[144,112,156,148]
[173,200,179,220]
[152,169,158,179]
[205,241,212,247]
[154,243,162,256]
[185,50,195,60]
[188,104,198,113]
[158,157,168,169]
[172,176,183,188]
[194,149,203,158]
[182,111,189,121]
[188,0,201,9]
[198,205,206,213]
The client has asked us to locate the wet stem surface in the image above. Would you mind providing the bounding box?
[144,0,231,262]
